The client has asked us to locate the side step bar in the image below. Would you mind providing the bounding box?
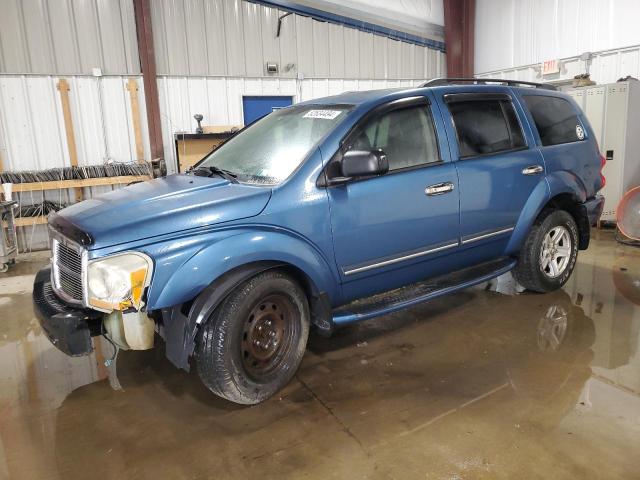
[332,257,517,325]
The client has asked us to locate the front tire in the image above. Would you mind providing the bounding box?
[513,209,579,293]
[195,270,310,405]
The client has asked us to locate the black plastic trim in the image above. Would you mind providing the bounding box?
[48,212,93,246]
[32,268,104,357]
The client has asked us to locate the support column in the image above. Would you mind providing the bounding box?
[443,0,476,77]
[133,0,164,162]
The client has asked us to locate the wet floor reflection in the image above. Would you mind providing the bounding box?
[0,232,639,479]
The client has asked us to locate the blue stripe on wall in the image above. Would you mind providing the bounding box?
[246,0,446,52]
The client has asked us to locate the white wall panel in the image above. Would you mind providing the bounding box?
[0,0,139,75]
[22,0,55,74]
[260,6,281,70]
[204,0,228,75]
[400,43,415,79]
[476,0,640,74]
[150,0,443,80]
[185,0,210,76]
[312,21,331,78]
[295,16,315,78]
[373,35,388,79]
[243,2,264,77]
[224,0,246,76]
[343,28,360,79]
[358,33,375,79]
[0,75,150,172]
[0,75,150,251]
[0,0,29,72]
[328,24,346,78]
[476,46,640,87]
[387,39,402,80]
[278,10,298,78]
[158,76,424,174]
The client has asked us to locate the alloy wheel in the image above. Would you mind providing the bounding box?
[540,226,572,278]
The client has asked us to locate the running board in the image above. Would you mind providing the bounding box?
[332,257,517,325]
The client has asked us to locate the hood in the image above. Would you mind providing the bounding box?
[54,175,272,249]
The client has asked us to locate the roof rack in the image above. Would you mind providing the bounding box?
[421,77,557,91]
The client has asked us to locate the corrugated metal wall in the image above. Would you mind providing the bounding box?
[476,45,640,86]
[0,76,150,170]
[0,75,150,251]
[475,0,640,75]
[151,0,444,79]
[0,0,140,75]
[159,77,434,173]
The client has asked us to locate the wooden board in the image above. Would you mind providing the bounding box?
[11,175,151,192]
[57,79,83,202]
[175,138,226,172]
[126,78,145,162]
[10,216,49,227]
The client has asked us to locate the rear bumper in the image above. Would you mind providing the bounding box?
[584,195,605,226]
[32,267,104,356]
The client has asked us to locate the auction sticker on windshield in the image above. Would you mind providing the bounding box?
[303,110,343,120]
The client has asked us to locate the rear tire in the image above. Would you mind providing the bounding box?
[513,209,579,293]
[195,270,310,405]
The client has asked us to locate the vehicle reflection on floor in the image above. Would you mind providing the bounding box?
[0,231,639,479]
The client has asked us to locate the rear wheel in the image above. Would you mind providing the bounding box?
[195,270,309,404]
[513,209,579,293]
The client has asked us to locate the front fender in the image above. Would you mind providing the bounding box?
[146,227,340,310]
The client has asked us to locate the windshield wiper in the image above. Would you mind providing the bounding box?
[192,165,239,183]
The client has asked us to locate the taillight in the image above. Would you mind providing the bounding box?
[599,153,606,189]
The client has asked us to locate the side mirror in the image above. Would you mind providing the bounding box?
[340,149,389,179]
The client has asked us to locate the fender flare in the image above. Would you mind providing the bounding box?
[153,229,339,371]
[149,229,339,309]
[506,171,587,254]
[505,179,550,254]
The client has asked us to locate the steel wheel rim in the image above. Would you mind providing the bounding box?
[540,226,572,278]
[240,294,296,380]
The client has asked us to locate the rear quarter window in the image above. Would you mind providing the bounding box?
[522,95,583,146]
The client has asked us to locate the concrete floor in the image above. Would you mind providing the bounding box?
[0,230,639,479]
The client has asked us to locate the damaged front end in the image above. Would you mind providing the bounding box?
[34,218,157,357]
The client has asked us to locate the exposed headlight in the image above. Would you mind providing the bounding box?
[87,252,153,312]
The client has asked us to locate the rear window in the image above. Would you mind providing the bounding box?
[522,95,583,146]
[447,99,525,158]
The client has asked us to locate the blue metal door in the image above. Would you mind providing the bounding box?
[242,96,293,125]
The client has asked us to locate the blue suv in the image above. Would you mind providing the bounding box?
[34,78,605,404]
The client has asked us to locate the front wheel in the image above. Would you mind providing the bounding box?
[195,270,310,405]
[513,209,579,293]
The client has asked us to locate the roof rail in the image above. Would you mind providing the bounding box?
[421,77,557,91]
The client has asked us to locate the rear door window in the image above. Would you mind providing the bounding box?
[446,98,526,158]
[522,95,583,146]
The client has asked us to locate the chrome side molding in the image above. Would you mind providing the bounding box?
[461,227,514,245]
[343,241,459,276]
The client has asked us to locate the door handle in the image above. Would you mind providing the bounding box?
[522,165,544,175]
[425,182,454,196]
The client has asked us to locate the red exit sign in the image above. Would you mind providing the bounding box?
[542,59,560,75]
